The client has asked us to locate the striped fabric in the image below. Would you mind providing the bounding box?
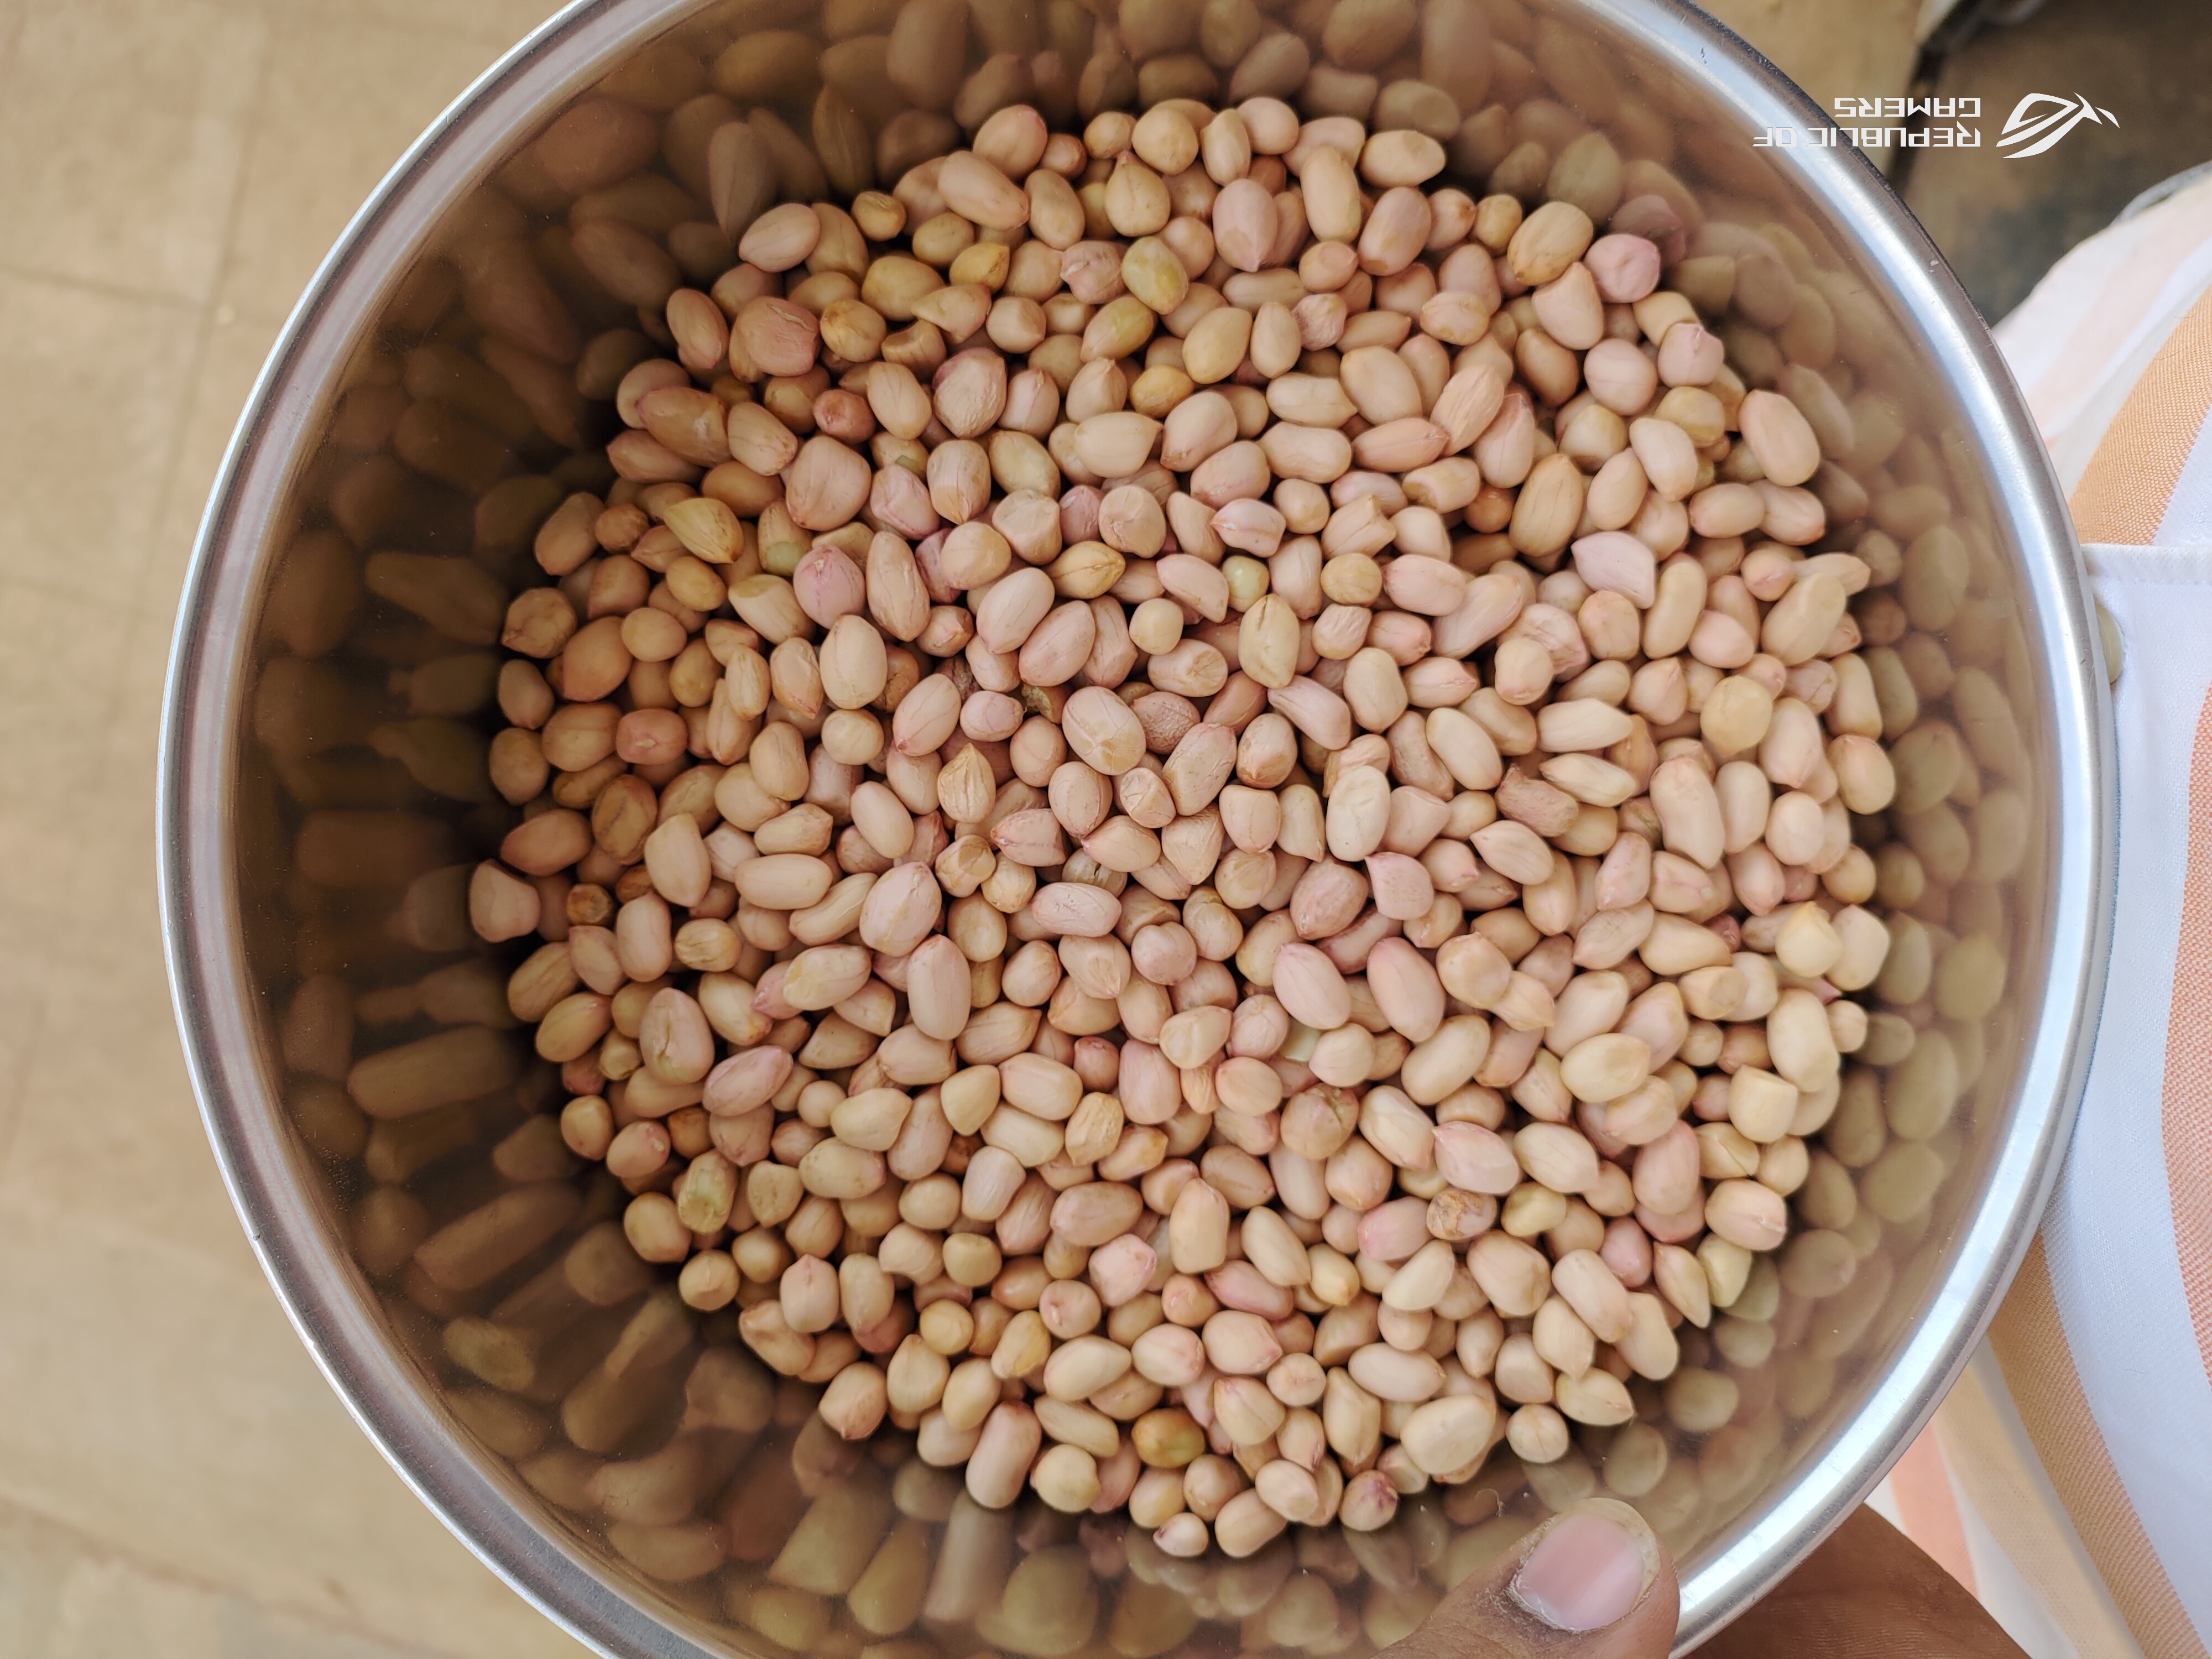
[1858,170,2212,1659]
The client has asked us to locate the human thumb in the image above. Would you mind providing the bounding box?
[1386,1499,1681,1659]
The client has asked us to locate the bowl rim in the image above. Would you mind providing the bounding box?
[159,1,2117,1652]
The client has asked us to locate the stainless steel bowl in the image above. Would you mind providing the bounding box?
[161,0,2116,1652]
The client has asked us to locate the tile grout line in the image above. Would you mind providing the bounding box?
[0,9,572,1658]
[139,0,286,586]
[0,259,215,317]
[0,991,49,1189]
[0,4,284,1214]
[106,0,291,970]
[0,1175,284,1282]
[0,1481,439,1658]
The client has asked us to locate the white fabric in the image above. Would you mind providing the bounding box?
[2050,546,2212,1639]
[1846,175,2212,1659]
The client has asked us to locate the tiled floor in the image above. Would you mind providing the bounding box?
[0,2,1922,1656]
[0,1,600,1651]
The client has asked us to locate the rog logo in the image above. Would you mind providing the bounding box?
[1998,93,2118,158]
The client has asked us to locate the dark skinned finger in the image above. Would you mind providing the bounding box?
[1387,1499,1682,1659]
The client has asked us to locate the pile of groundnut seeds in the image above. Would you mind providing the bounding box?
[308,0,2012,1583]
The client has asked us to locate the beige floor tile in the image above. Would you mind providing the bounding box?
[0,582,137,937]
[0,591,181,1008]
[54,601,176,959]
[1,495,275,1282]
[0,582,118,794]
[248,0,565,51]
[0,319,290,1269]
[0,0,267,304]
[0,1196,592,1658]
[0,931,259,1280]
[33,597,179,987]
[218,13,547,327]
[35,320,286,1099]
[0,1492,441,1657]
[0,1500,71,1657]
[44,1555,227,1659]
[0,273,202,602]
[0,907,50,1193]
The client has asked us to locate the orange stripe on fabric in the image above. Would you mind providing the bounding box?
[2068,286,2212,542]
[2163,682,2212,1389]
[2023,195,2212,435]
[1935,1368,2143,1659]
[1989,1241,2209,1659]
[1888,1426,1976,1594]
